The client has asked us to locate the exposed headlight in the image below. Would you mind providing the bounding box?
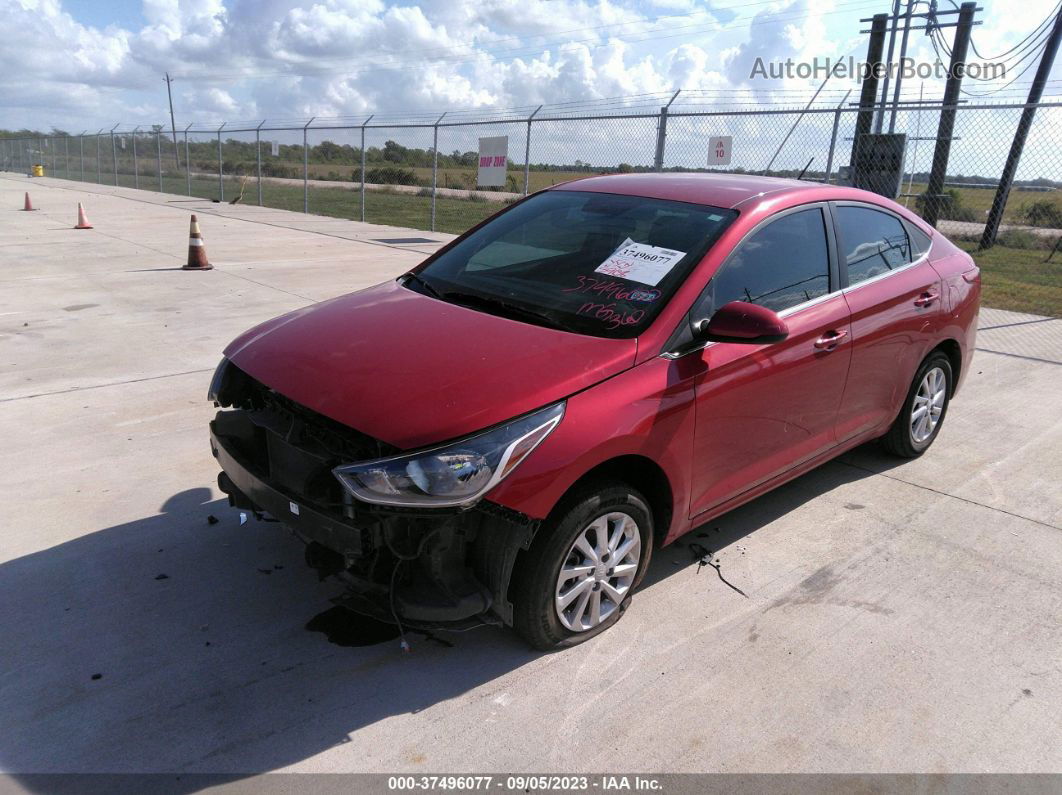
[333,402,565,508]
[207,357,230,403]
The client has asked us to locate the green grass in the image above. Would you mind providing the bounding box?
[958,240,1062,317]
[903,183,1062,227]
[63,169,503,235]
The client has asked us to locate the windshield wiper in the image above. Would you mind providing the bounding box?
[441,290,571,332]
[403,272,444,299]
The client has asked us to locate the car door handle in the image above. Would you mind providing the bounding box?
[913,291,940,307]
[813,329,848,350]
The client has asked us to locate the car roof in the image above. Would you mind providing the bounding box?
[550,171,832,210]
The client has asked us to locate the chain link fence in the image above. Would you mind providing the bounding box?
[2,99,1060,316]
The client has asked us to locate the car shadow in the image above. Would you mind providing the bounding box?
[0,445,901,785]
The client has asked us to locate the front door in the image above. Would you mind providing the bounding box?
[688,205,853,517]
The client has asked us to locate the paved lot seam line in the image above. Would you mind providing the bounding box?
[837,459,1062,532]
[0,368,215,403]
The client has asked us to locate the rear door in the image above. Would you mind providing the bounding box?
[688,204,853,518]
[831,202,944,441]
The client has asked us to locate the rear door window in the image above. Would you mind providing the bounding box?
[836,205,912,285]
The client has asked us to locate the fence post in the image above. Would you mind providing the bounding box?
[64,135,69,178]
[184,123,192,196]
[96,130,103,183]
[824,91,852,183]
[132,126,140,189]
[156,129,163,192]
[431,112,446,232]
[303,117,315,214]
[653,90,680,172]
[360,114,373,223]
[256,120,265,206]
[980,7,1062,248]
[524,105,543,195]
[79,132,85,181]
[216,122,226,202]
[111,124,119,186]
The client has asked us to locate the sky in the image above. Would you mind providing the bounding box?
[3,0,1060,132]
[2,0,1061,178]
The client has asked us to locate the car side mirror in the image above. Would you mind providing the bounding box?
[693,300,789,345]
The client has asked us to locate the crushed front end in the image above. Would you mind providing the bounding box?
[207,359,542,629]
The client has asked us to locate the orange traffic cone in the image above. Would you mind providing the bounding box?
[183,214,212,270]
[74,202,93,229]
[22,192,36,211]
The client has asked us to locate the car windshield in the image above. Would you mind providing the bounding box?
[405,190,738,338]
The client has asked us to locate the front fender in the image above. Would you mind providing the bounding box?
[485,356,698,541]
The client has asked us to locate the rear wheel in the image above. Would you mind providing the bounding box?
[881,351,953,458]
[511,483,653,650]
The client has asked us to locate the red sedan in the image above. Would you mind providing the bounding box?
[208,173,980,649]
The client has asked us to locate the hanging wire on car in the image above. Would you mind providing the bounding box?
[385,525,445,653]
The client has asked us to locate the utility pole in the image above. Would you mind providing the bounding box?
[980,5,1062,248]
[165,72,180,169]
[922,1,977,227]
[876,0,902,132]
[849,14,888,178]
[888,0,916,132]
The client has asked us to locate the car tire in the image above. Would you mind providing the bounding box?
[511,482,654,651]
[880,351,953,458]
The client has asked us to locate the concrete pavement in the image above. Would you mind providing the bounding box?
[0,173,1060,779]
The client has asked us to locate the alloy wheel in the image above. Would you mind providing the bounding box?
[555,511,641,632]
[911,366,947,444]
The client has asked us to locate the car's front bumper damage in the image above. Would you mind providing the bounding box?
[208,383,540,629]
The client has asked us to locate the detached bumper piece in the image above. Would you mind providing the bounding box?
[209,364,539,628]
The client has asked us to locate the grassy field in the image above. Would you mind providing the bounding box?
[900,183,1062,226]
[958,240,1062,317]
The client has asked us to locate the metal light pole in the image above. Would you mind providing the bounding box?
[165,72,180,169]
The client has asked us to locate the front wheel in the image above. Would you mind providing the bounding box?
[511,484,653,650]
[880,351,953,458]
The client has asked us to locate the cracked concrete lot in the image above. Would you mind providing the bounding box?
[1,174,1060,779]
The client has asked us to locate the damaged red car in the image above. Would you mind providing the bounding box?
[208,172,980,649]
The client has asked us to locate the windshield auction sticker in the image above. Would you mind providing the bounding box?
[593,238,686,286]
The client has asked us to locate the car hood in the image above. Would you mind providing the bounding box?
[224,279,637,450]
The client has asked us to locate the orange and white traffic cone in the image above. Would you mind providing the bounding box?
[22,192,36,211]
[74,202,93,229]
[183,214,213,270]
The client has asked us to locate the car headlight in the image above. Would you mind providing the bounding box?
[333,402,565,508]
